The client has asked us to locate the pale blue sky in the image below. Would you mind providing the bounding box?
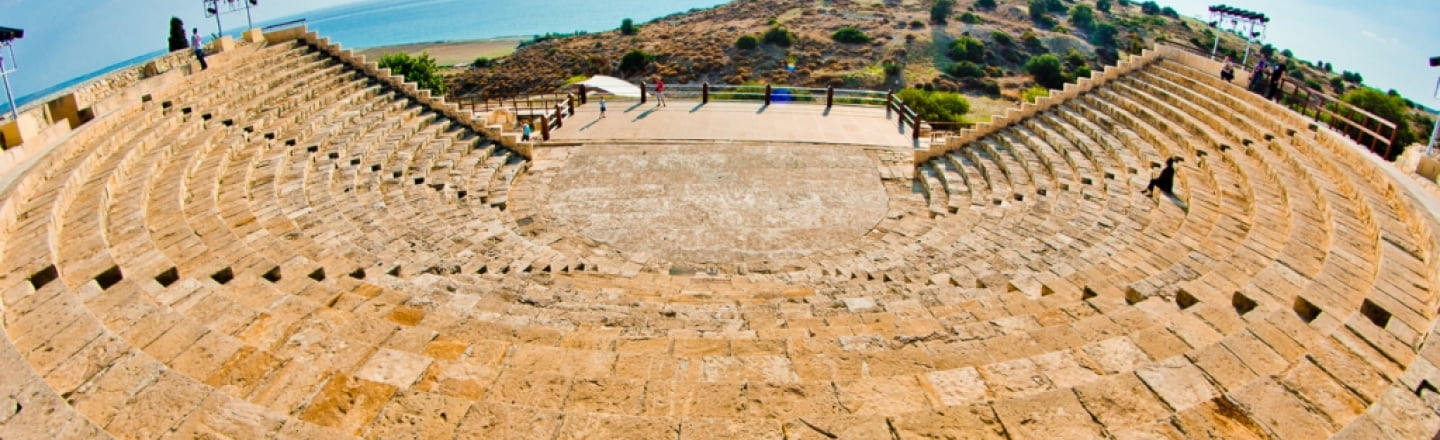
[1,0,1437,107]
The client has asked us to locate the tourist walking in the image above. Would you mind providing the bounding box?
[599,97,607,118]
[1248,57,1268,94]
[521,122,531,141]
[1141,156,1181,196]
[1267,62,1287,101]
[655,79,666,107]
[191,28,208,70]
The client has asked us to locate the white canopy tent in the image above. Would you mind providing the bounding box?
[577,75,642,98]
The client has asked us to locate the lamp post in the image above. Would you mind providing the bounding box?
[0,27,24,122]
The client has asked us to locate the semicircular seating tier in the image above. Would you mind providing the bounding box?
[1,29,1438,439]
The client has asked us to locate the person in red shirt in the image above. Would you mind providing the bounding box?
[655,79,667,107]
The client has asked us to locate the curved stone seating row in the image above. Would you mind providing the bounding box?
[3,36,1440,438]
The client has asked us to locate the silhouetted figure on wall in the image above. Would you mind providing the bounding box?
[1142,156,1181,196]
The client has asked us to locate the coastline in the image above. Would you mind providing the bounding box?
[356,37,525,67]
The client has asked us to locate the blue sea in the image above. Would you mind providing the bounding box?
[6,0,729,112]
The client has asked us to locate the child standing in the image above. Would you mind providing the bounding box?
[521,122,531,141]
[599,97,607,118]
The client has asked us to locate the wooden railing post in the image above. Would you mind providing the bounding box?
[566,95,575,116]
[913,116,922,141]
[577,85,587,104]
[826,86,834,108]
[640,82,648,104]
[765,84,772,106]
[702,83,709,104]
[540,116,551,141]
[885,91,895,116]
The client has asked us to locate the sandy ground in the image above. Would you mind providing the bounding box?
[357,39,523,67]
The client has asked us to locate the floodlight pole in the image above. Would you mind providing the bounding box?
[1428,75,1439,156]
[244,0,253,30]
[1240,20,1256,66]
[1,43,18,121]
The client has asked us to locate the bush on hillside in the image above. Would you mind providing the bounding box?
[947,61,985,78]
[1341,70,1364,84]
[947,36,986,63]
[1091,22,1118,47]
[1025,53,1066,89]
[1021,30,1045,52]
[1022,85,1050,103]
[896,88,970,123]
[735,34,759,50]
[1070,4,1096,30]
[976,0,997,9]
[930,0,956,24]
[378,52,446,94]
[619,49,655,75]
[762,26,795,46]
[960,12,983,24]
[621,18,637,35]
[991,31,1013,46]
[1097,0,1112,13]
[1140,1,1161,15]
[831,26,871,44]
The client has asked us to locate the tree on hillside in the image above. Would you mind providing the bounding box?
[619,50,655,75]
[621,18,637,35]
[931,0,955,24]
[1026,53,1066,89]
[976,0,997,10]
[1097,0,1112,13]
[1341,87,1417,154]
[1341,70,1364,84]
[168,17,189,52]
[1070,4,1096,31]
[378,52,446,94]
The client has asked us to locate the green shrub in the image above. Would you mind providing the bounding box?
[621,18,637,35]
[1025,53,1066,89]
[1341,70,1363,84]
[882,61,903,76]
[976,0,997,9]
[896,88,971,123]
[930,0,955,24]
[1022,85,1050,103]
[991,31,1013,46]
[832,26,872,44]
[471,57,494,68]
[1091,22,1118,47]
[1097,0,1112,13]
[960,12,982,24]
[619,49,654,75]
[762,26,795,46]
[910,20,926,28]
[1021,30,1044,52]
[947,36,986,62]
[1070,4,1096,30]
[1140,1,1160,15]
[378,52,446,94]
[735,35,758,50]
[947,61,985,78]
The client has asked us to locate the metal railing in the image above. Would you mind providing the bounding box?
[1267,78,1400,158]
